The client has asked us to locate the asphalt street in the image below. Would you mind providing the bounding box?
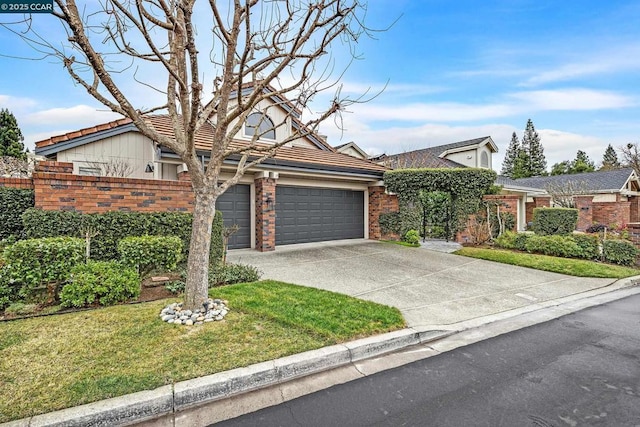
[215,293,640,427]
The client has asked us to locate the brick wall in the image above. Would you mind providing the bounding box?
[626,223,640,248]
[0,177,33,189]
[368,186,399,240]
[254,176,276,252]
[592,200,631,227]
[456,194,519,243]
[574,196,594,231]
[32,170,194,213]
[525,196,551,223]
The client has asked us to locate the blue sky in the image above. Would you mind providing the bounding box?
[1,0,639,172]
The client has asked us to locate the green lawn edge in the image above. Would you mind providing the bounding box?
[0,280,405,423]
[455,247,640,279]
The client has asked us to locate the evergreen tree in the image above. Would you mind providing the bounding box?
[0,109,27,160]
[511,150,530,179]
[600,144,620,170]
[550,160,571,176]
[570,150,595,174]
[521,119,547,176]
[501,132,520,177]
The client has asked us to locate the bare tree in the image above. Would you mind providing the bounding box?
[84,158,135,177]
[544,180,589,208]
[0,155,35,178]
[2,1,373,310]
[620,143,640,176]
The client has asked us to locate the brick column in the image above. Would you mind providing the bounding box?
[629,196,640,223]
[368,186,399,240]
[255,173,277,252]
[574,195,594,231]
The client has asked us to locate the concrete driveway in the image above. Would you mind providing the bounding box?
[228,240,618,329]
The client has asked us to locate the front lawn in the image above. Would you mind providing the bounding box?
[0,280,404,423]
[455,247,640,278]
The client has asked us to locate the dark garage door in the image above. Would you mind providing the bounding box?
[276,186,364,245]
[216,184,251,249]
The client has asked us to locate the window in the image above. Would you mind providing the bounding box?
[245,112,276,140]
[78,166,102,176]
[480,151,489,168]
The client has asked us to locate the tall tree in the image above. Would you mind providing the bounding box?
[0,109,27,160]
[3,1,372,310]
[621,143,640,176]
[550,151,595,175]
[501,132,520,177]
[600,144,621,171]
[570,150,595,174]
[521,119,547,176]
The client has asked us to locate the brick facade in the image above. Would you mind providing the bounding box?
[368,186,399,240]
[456,194,519,243]
[32,170,194,213]
[0,177,33,189]
[254,175,277,252]
[592,195,631,228]
[574,196,594,231]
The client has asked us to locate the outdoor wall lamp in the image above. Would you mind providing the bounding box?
[266,195,274,211]
[145,162,155,173]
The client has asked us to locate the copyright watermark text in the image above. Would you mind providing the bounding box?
[0,1,53,13]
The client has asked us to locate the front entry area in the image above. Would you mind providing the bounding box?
[275,186,364,245]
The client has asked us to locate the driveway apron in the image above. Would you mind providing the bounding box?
[227,240,617,328]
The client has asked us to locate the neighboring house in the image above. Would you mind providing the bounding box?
[334,141,368,160]
[508,168,640,230]
[374,136,498,170]
[33,92,392,252]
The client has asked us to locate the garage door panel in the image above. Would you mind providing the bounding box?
[276,186,364,245]
[216,184,251,249]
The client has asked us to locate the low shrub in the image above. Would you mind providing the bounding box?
[572,233,600,260]
[59,261,140,307]
[602,240,638,266]
[118,235,183,277]
[2,237,85,302]
[586,223,606,233]
[403,230,420,245]
[532,208,578,236]
[494,231,530,251]
[164,280,185,295]
[524,234,581,258]
[208,263,262,287]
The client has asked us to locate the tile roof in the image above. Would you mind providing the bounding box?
[35,115,387,175]
[511,168,636,192]
[376,151,465,169]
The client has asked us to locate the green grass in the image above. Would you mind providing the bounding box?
[0,280,404,423]
[455,247,640,279]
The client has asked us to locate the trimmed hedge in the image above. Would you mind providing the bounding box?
[524,234,582,258]
[0,188,34,241]
[118,235,183,277]
[603,240,638,266]
[494,231,530,251]
[532,208,578,236]
[22,209,224,264]
[572,234,600,260]
[1,237,85,302]
[60,261,140,307]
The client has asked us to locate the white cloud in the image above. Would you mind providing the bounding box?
[522,44,640,86]
[507,89,635,111]
[23,105,122,126]
[0,94,38,111]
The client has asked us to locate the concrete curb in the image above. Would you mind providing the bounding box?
[5,280,638,427]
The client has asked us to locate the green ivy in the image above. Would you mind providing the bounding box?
[0,188,34,241]
[383,168,497,237]
[22,209,224,264]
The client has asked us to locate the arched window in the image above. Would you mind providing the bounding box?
[480,151,489,168]
[245,112,276,140]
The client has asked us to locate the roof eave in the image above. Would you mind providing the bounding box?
[35,123,140,157]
